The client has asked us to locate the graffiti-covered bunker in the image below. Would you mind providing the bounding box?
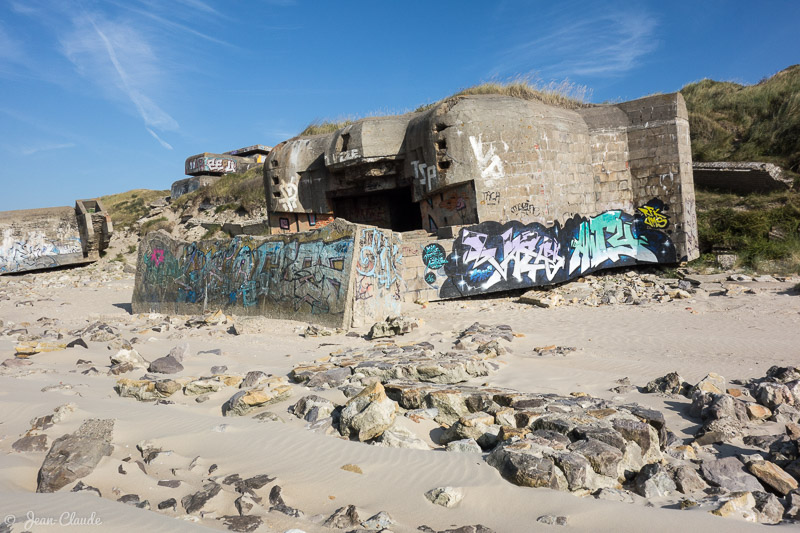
[0,199,113,275]
[133,92,698,327]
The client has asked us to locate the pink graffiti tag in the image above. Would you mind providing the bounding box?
[150,249,165,267]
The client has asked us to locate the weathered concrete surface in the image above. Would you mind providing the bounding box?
[170,175,222,200]
[264,94,697,269]
[132,219,400,328]
[693,162,794,193]
[0,199,112,275]
[185,153,257,176]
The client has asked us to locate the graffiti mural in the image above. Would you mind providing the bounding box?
[0,228,83,274]
[637,199,670,229]
[135,227,355,322]
[185,156,237,174]
[425,199,676,298]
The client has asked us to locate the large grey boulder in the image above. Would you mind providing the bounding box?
[148,355,184,374]
[339,382,397,441]
[700,457,764,493]
[487,441,567,490]
[36,419,114,493]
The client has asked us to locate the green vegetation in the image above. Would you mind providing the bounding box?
[438,78,592,111]
[172,165,266,214]
[694,189,800,273]
[200,224,222,240]
[100,189,169,228]
[300,119,355,136]
[140,216,174,235]
[126,244,137,254]
[681,65,800,175]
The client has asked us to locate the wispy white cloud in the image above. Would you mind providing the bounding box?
[494,8,658,79]
[21,142,76,156]
[146,127,174,150]
[59,12,178,148]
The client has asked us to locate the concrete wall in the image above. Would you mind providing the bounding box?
[131,219,400,328]
[170,175,222,200]
[693,162,794,193]
[0,200,112,275]
[185,153,256,176]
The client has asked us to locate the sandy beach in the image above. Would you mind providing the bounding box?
[1,259,799,532]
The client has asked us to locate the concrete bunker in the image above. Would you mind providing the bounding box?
[0,199,113,275]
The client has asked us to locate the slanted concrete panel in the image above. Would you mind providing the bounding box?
[170,175,222,200]
[0,207,86,274]
[132,219,402,328]
[420,207,677,300]
[351,227,403,327]
[693,162,793,193]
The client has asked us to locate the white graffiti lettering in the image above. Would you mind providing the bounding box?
[469,134,505,181]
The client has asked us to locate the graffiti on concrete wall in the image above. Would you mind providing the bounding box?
[420,183,478,232]
[637,198,670,229]
[355,228,403,301]
[139,232,354,317]
[186,156,237,174]
[412,160,438,192]
[0,229,82,274]
[423,199,676,298]
[469,134,506,182]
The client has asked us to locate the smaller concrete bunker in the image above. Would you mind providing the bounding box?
[0,199,113,275]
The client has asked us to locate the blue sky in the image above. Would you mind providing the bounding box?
[0,0,798,211]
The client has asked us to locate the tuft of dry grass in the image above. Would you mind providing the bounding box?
[100,189,169,229]
[299,119,355,136]
[172,165,266,214]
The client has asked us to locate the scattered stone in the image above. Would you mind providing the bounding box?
[110,348,147,368]
[157,479,181,488]
[148,355,184,374]
[220,515,262,532]
[71,481,101,497]
[268,485,302,517]
[446,438,483,454]
[536,515,567,526]
[168,342,190,362]
[693,373,726,395]
[36,419,114,493]
[118,494,150,509]
[424,486,463,508]
[532,345,576,357]
[673,465,708,494]
[368,315,420,339]
[710,491,757,522]
[339,381,397,441]
[747,460,798,495]
[223,384,293,416]
[753,491,784,524]
[290,395,336,422]
[253,411,284,423]
[12,434,48,452]
[158,498,177,511]
[67,338,89,349]
[210,365,228,375]
[700,457,764,493]
[323,505,361,528]
[644,372,689,396]
[341,464,363,474]
[182,482,222,514]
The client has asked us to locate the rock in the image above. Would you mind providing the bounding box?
[626,405,667,448]
[157,479,181,488]
[210,365,227,375]
[593,487,635,503]
[673,465,708,494]
[755,382,794,409]
[116,378,178,402]
[440,412,499,449]
[426,389,470,425]
[268,485,302,517]
[553,452,594,492]
[710,491,757,522]
[753,491,784,524]
[368,315,419,339]
[158,498,177,511]
[633,463,676,498]
[536,515,567,526]
[182,482,221,514]
[785,491,800,519]
[110,348,147,368]
[323,505,361,528]
[238,474,275,493]
[747,460,798,495]
[71,481,101,496]
[220,516,262,532]
[519,291,563,308]
[290,395,336,422]
[168,342,190,362]
[253,411,284,423]
[419,526,495,533]
[36,419,114,492]
[644,372,689,396]
[12,434,48,452]
[377,423,430,450]
[223,385,293,416]
[746,403,772,421]
[148,355,184,374]
[693,373,726,395]
[568,438,623,479]
[611,418,660,462]
[241,370,268,389]
[305,366,352,388]
[700,457,764,493]
[361,511,395,530]
[184,378,225,396]
[67,338,89,349]
[446,438,483,453]
[341,464,363,474]
[339,382,397,441]
[235,492,259,516]
[424,486,463,508]
[487,441,567,490]
[118,494,150,509]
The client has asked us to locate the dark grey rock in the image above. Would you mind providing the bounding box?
[568,438,623,478]
[36,419,114,492]
[700,457,764,493]
[536,515,567,526]
[157,479,181,488]
[240,370,267,389]
[268,485,302,517]
[210,365,227,375]
[644,372,689,396]
[148,355,184,374]
[673,465,708,494]
[633,463,676,498]
[70,481,101,496]
[157,498,177,511]
[12,434,48,452]
[220,515,262,532]
[181,482,221,514]
[753,491,784,524]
